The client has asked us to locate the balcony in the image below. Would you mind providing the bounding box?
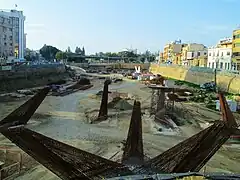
[232,57,240,63]
[233,47,240,53]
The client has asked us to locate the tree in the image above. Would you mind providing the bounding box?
[40,45,60,60]
[105,52,112,57]
[82,46,85,56]
[24,54,31,61]
[55,51,67,60]
[67,46,72,53]
[75,47,82,54]
[142,50,156,63]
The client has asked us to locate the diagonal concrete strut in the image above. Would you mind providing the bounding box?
[138,93,238,174]
[0,87,50,128]
[122,100,144,165]
[2,127,133,180]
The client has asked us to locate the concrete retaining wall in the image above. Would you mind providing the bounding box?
[149,64,240,94]
[69,62,150,70]
[0,64,67,93]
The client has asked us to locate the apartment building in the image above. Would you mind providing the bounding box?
[158,52,164,63]
[0,9,25,62]
[232,28,240,70]
[182,43,207,66]
[163,40,186,64]
[207,38,234,70]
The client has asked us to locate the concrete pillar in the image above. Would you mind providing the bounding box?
[155,89,165,120]
[156,89,165,112]
[150,89,156,115]
[98,80,111,120]
[122,101,144,165]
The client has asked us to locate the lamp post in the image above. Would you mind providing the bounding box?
[214,58,219,93]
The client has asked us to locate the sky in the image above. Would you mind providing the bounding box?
[0,0,239,54]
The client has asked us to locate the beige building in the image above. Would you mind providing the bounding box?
[0,9,25,63]
[163,40,186,64]
[181,43,207,66]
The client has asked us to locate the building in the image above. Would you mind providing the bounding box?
[163,44,171,62]
[158,52,164,64]
[181,43,207,66]
[163,40,186,64]
[232,28,240,70]
[207,38,234,70]
[24,33,27,51]
[0,9,25,62]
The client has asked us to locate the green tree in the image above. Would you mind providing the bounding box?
[55,51,67,60]
[40,44,60,60]
[24,54,31,61]
[82,46,85,55]
[67,46,72,53]
[75,46,82,54]
[105,52,112,57]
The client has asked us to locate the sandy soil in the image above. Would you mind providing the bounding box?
[0,77,239,179]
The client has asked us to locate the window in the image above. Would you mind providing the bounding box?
[217,52,219,56]
[213,52,215,56]
[233,34,240,39]
[9,36,13,41]
[209,53,211,56]
[221,52,223,56]
[225,63,227,69]
[197,52,200,56]
[212,62,214,68]
[4,42,7,46]
[208,63,210,67]
[234,43,240,47]
[227,51,230,56]
[204,52,207,55]
[233,52,240,57]
[227,63,230,70]
[10,43,13,46]
[9,28,12,32]
[220,62,223,69]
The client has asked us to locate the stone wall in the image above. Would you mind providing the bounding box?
[149,64,240,94]
[69,62,150,70]
[0,64,67,93]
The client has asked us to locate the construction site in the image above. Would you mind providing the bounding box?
[0,71,239,179]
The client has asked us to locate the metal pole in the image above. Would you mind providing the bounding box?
[214,68,217,93]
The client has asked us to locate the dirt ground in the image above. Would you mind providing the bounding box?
[0,77,239,180]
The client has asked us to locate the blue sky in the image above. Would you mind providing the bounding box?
[0,0,239,54]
